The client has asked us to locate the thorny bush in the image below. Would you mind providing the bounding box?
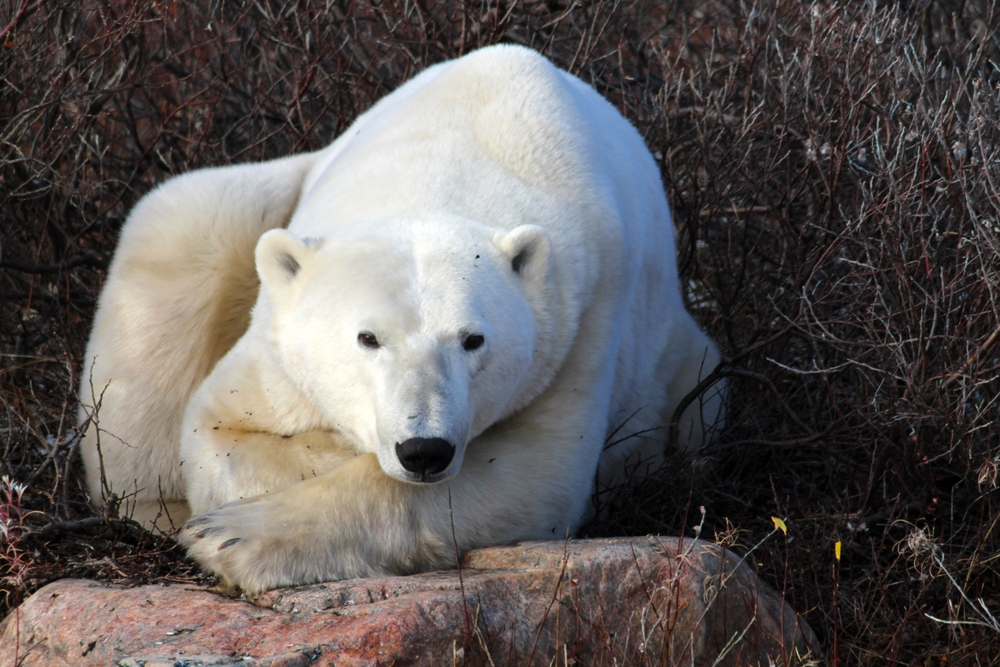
[1,0,999,664]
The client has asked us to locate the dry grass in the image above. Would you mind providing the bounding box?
[2,0,999,664]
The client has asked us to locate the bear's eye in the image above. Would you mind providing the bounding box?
[462,334,485,351]
[358,332,380,349]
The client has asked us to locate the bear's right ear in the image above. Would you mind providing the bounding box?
[496,225,551,284]
[255,229,318,290]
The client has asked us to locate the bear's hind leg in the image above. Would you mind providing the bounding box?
[659,313,726,454]
[79,153,318,530]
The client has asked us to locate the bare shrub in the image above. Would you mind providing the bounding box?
[2,0,999,663]
[584,1,1000,663]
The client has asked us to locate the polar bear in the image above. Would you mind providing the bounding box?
[78,45,725,593]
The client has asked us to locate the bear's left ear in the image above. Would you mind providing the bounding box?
[496,225,551,283]
[256,229,319,291]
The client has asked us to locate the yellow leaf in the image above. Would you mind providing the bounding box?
[771,516,787,535]
[835,540,842,561]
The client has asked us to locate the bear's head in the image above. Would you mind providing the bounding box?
[254,217,554,484]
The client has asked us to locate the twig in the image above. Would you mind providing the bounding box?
[0,0,32,46]
[718,424,835,450]
[941,322,1000,389]
[448,489,475,662]
[26,516,122,536]
[0,254,106,275]
[525,533,572,665]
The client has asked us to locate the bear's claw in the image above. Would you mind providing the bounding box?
[218,537,242,550]
[178,499,285,592]
[195,526,223,539]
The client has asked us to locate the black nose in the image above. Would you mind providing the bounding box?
[395,438,455,477]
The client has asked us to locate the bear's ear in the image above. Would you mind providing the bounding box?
[496,225,551,283]
[255,229,318,290]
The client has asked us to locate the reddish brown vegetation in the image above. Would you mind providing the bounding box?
[2,0,998,663]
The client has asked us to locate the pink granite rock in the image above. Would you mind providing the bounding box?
[0,537,820,666]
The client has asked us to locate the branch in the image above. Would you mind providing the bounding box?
[0,0,32,47]
[0,254,106,275]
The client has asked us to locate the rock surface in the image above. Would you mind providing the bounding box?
[0,537,820,666]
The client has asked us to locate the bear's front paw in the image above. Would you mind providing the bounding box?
[179,498,323,593]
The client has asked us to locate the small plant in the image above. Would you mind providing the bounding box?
[0,476,29,609]
[0,477,28,667]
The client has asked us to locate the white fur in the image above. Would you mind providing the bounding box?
[79,45,725,592]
